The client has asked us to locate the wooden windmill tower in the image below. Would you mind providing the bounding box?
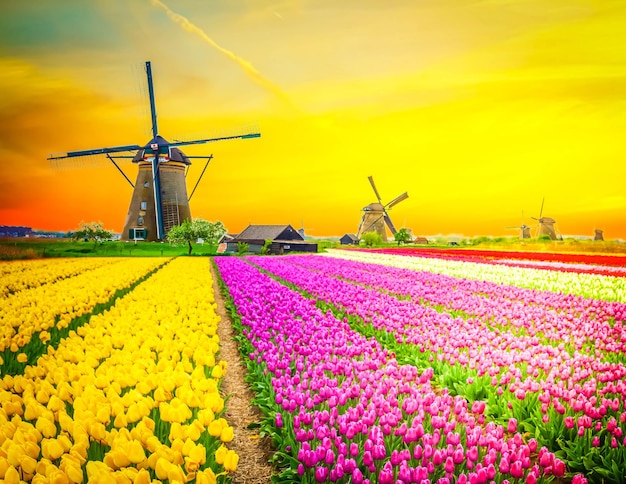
[356,176,408,242]
[48,61,260,241]
[506,211,531,239]
[531,198,558,240]
[594,229,604,241]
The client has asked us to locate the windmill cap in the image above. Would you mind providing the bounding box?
[132,136,191,164]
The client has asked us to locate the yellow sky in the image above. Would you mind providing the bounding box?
[1,0,625,238]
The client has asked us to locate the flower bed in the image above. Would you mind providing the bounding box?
[215,256,580,483]
[251,252,624,481]
[0,258,237,483]
[0,258,169,374]
[327,249,626,303]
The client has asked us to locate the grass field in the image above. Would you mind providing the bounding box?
[0,238,220,260]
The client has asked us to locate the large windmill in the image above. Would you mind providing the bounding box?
[531,197,559,240]
[356,176,408,242]
[48,61,260,241]
[506,211,531,239]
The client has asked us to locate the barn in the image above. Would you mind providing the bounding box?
[231,224,318,254]
[340,233,359,245]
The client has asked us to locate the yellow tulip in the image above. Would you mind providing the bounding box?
[50,469,70,484]
[62,461,83,484]
[195,468,217,484]
[3,465,20,484]
[111,448,131,468]
[133,468,151,484]
[90,421,106,441]
[19,453,38,475]
[214,444,228,465]
[220,425,234,443]
[0,456,10,478]
[96,405,110,424]
[208,419,223,438]
[57,434,72,452]
[47,395,65,412]
[155,457,170,480]
[211,365,224,379]
[24,440,40,459]
[224,449,239,472]
[36,389,50,404]
[7,443,23,467]
[167,463,186,483]
[169,422,183,442]
[127,440,146,464]
[42,438,65,460]
[113,412,127,428]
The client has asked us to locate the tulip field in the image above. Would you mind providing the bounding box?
[1,248,625,483]
[215,248,626,483]
[0,257,238,483]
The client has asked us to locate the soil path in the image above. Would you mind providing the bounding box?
[211,261,277,484]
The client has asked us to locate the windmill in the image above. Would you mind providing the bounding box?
[356,176,408,242]
[48,61,260,241]
[594,228,604,241]
[531,197,558,240]
[506,211,531,239]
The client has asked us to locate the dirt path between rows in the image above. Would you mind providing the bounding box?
[211,262,277,484]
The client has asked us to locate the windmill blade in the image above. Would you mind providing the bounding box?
[539,197,545,219]
[169,132,260,148]
[384,213,398,235]
[48,144,143,161]
[368,176,382,204]
[145,61,158,138]
[385,192,409,209]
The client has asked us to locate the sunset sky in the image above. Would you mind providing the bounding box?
[1,0,625,239]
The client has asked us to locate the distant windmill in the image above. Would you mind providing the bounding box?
[531,198,559,240]
[506,211,531,239]
[594,228,604,241]
[356,176,408,242]
[48,61,260,241]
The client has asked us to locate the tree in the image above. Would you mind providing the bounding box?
[261,239,272,255]
[236,242,249,255]
[394,228,412,246]
[72,221,114,248]
[167,218,226,255]
[361,231,382,247]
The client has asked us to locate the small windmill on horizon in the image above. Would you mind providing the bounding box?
[356,176,408,242]
[531,197,559,240]
[506,211,532,239]
[48,61,260,241]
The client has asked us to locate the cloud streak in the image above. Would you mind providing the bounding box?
[150,0,296,111]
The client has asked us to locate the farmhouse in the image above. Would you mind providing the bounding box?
[340,233,359,245]
[231,224,318,254]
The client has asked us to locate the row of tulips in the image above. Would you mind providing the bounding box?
[288,253,626,353]
[329,250,626,303]
[0,258,121,298]
[246,253,625,481]
[0,258,237,483]
[370,248,626,270]
[0,257,169,362]
[215,256,583,483]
